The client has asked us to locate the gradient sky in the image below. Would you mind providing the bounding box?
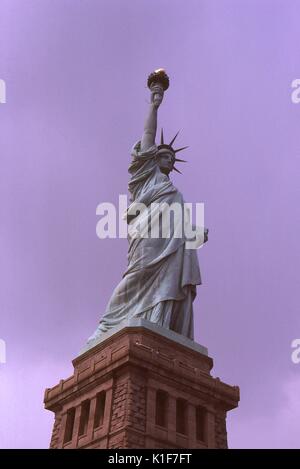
[0,0,300,449]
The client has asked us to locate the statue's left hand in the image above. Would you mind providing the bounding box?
[204,228,209,243]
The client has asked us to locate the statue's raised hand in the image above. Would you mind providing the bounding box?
[151,84,164,108]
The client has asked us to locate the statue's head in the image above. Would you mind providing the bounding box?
[156,148,175,175]
[156,129,188,176]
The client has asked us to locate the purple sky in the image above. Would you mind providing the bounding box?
[0,0,300,449]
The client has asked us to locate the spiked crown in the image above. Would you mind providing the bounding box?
[156,129,188,174]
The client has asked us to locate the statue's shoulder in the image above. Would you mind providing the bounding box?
[131,140,141,154]
[131,140,157,156]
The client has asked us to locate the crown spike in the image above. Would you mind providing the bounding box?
[160,128,164,145]
[169,130,180,147]
[174,146,189,153]
[175,158,187,162]
[173,166,182,174]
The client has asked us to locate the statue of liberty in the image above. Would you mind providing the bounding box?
[88,70,208,344]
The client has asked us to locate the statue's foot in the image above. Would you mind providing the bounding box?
[86,321,111,345]
[86,327,102,345]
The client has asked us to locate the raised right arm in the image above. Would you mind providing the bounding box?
[140,84,164,153]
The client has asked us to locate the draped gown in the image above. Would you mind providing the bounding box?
[87,141,202,342]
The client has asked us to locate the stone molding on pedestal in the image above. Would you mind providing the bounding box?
[44,321,239,449]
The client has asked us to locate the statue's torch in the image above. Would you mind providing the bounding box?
[147,68,170,101]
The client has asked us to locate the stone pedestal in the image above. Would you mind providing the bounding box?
[44,319,239,449]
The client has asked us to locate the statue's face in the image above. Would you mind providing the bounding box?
[157,151,175,175]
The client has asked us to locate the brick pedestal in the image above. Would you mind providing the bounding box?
[44,320,239,449]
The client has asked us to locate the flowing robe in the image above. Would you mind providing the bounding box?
[88,141,202,341]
